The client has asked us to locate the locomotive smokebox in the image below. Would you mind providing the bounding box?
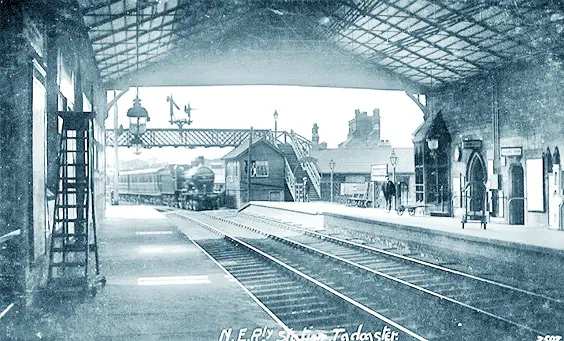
[186,166,215,194]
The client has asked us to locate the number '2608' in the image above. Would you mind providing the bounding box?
[537,336,562,341]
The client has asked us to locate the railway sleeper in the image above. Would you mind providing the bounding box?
[265,296,325,307]
[276,306,341,320]
[246,281,299,290]
[260,291,318,302]
[228,268,279,276]
[251,285,310,295]
[283,312,351,328]
[394,272,437,281]
[237,273,289,282]
[272,301,332,313]
[225,261,271,269]
[385,269,428,277]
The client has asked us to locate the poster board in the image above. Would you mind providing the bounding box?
[371,164,388,182]
[525,159,544,212]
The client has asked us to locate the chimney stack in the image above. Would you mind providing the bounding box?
[372,108,381,143]
[312,123,319,149]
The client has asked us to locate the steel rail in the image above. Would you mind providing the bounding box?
[172,211,427,341]
[240,211,563,304]
[202,212,548,336]
[184,229,297,340]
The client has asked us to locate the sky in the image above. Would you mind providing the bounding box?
[105,85,424,166]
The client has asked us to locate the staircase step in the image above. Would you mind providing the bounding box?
[56,204,87,209]
[51,244,88,252]
[50,262,86,268]
[52,233,87,238]
[64,183,89,189]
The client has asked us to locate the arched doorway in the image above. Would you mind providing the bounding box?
[509,164,525,225]
[467,152,487,212]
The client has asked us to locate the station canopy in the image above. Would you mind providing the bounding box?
[78,0,564,90]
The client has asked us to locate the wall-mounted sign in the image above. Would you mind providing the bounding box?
[371,164,388,182]
[462,139,482,149]
[501,147,522,157]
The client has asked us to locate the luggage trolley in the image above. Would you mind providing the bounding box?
[461,181,488,229]
[395,181,425,216]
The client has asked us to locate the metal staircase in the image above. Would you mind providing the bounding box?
[288,130,321,199]
[273,131,322,201]
[47,111,105,297]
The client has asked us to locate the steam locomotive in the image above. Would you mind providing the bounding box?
[117,164,220,211]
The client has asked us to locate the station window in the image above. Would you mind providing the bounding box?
[253,161,269,178]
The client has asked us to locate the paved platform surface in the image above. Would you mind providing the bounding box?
[248,201,564,252]
[15,205,280,341]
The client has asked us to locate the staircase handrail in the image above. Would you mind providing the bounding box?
[288,130,321,197]
[284,158,297,201]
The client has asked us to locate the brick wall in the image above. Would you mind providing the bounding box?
[428,54,564,226]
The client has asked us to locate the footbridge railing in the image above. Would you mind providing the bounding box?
[106,128,272,148]
[287,130,321,198]
[106,127,322,199]
[284,158,297,201]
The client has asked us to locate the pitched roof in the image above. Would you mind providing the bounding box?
[221,137,282,160]
[312,147,414,174]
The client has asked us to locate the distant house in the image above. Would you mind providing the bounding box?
[222,138,289,208]
[312,147,415,205]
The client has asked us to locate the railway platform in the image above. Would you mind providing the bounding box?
[246,201,564,252]
[10,205,281,341]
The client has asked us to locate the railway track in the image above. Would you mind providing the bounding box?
[189,209,563,340]
[168,208,560,340]
[172,210,423,341]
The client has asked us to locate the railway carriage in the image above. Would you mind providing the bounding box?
[117,164,220,210]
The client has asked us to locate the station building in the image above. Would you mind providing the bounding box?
[312,108,416,205]
[222,138,289,208]
[418,57,564,228]
[314,148,415,205]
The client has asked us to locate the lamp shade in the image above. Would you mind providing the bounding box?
[273,110,278,120]
[389,149,398,167]
[127,97,149,135]
[329,159,335,171]
[426,138,439,150]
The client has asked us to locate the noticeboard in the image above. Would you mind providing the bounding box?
[501,147,522,157]
[371,164,388,182]
[526,159,544,212]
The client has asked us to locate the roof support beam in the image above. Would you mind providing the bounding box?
[367,0,508,61]
[102,47,173,78]
[326,11,448,83]
[97,33,173,64]
[93,19,173,54]
[332,27,442,85]
[99,37,172,71]
[90,2,190,43]
[339,0,485,71]
[82,0,123,15]
[85,2,156,30]
[424,0,538,56]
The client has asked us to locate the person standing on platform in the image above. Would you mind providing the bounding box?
[303,177,310,202]
[382,176,396,212]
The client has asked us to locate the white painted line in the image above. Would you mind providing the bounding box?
[0,303,15,319]
[137,245,191,254]
[136,231,174,235]
[137,275,211,286]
